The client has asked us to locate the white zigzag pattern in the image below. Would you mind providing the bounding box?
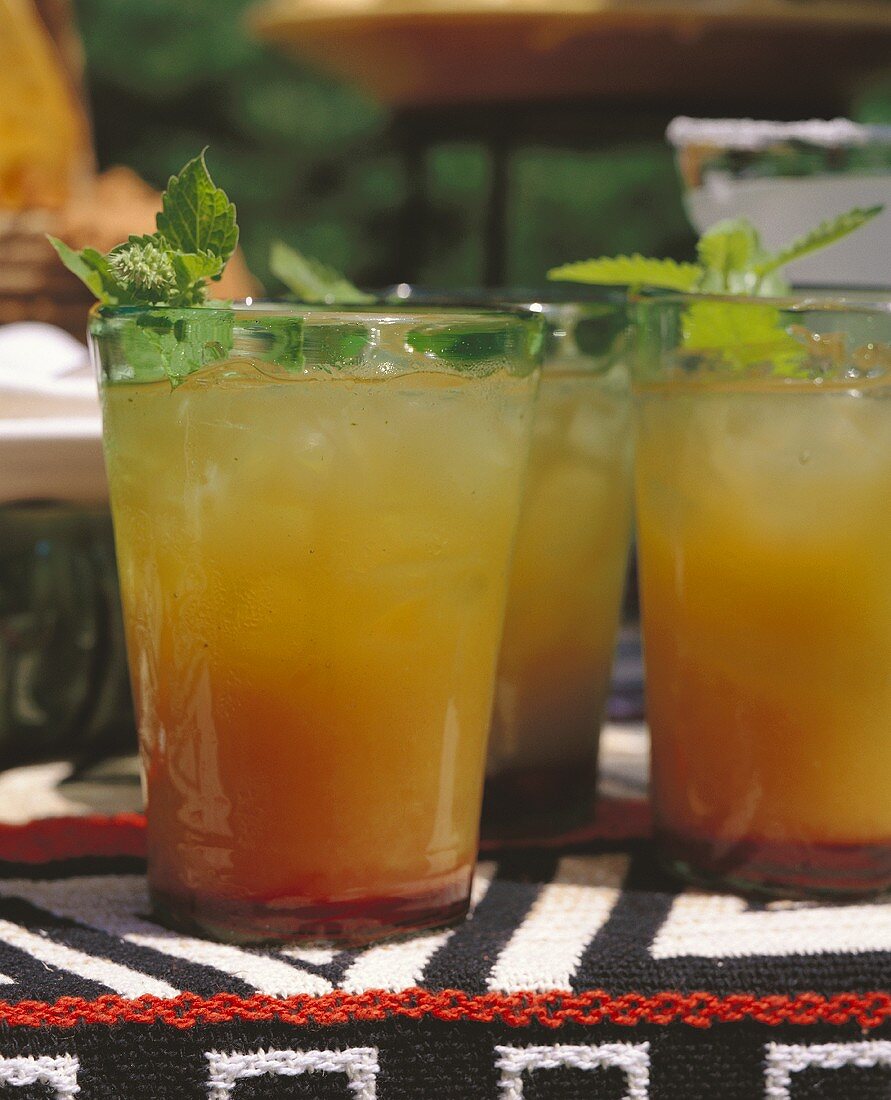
[652,892,891,959]
[341,861,496,992]
[0,855,888,1000]
[0,1055,80,1098]
[488,855,628,993]
[205,1047,379,1099]
[0,913,177,998]
[495,1043,651,1100]
[0,876,327,996]
[764,1040,891,1098]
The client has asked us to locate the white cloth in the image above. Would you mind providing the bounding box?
[0,323,107,503]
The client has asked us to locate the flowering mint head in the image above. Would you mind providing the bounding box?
[108,240,177,301]
[48,150,238,309]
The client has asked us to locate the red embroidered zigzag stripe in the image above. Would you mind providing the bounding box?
[0,990,887,1030]
[0,814,147,862]
[0,815,147,864]
[0,798,651,865]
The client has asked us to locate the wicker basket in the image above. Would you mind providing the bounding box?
[0,209,94,340]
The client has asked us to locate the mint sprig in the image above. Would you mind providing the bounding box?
[548,206,881,296]
[548,205,883,375]
[50,149,237,309]
[753,206,882,283]
[51,151,239,385]
[270,241,374,305]
[49,240,124,303]
[694,219,776,294]
[156,154,238,264]
[548,255,701,292]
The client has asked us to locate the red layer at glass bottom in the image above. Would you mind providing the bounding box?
[150,870,471,946]
[481,760,594,839]
[659,828,891,899]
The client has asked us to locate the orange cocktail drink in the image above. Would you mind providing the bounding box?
[91,304,540,942]
[484,299,633,832]
[634,292,891,895]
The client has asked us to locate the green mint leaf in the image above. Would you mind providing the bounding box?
[238,315,307,373]
[551,204,884,379]
[547,255,702,291]
[406,321,509,364]
[120,310,234,386]
[171,250,223,283]
[170,251,224,305]
[270,241,375,304]
[755,205,884,280]
[48,237,129,304]
[682,300,805,374]
[696,219,771,294]
[155,149,238,264]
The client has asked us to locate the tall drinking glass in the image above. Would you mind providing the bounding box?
[482,297,634,833]
[633,291,891,896]
[90,303,541,943]
[390,287,636,832]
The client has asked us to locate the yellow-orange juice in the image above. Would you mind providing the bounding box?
[94,307,539,941]
[486,358,633,829]
[636,360,891,894]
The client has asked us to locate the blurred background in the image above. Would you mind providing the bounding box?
[8,0,891,300]
[77,0,693,289]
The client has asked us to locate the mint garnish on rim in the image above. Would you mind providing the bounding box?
[548,205,883,375]
[549,206,882,296]
[50,150,238,308]
[50,151,240,385]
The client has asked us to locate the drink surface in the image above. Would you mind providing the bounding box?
[636,380,891,861]
[101,357,535,930]
[486,362,632,825]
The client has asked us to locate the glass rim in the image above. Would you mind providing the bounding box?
[631,286,891,314]
[89,298,544,385]
[381,284,629,309]
[88,299,538,329]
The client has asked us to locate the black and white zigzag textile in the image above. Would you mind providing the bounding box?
[0,804,888,1099]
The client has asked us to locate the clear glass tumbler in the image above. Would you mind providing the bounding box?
[482,297,634,834]
[633,290,891,897]
[90,303,541,943]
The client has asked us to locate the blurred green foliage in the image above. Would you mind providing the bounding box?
[75,0,396,288]
[75,0,890,292]
[852,73,891,125]
[74,0,698,289]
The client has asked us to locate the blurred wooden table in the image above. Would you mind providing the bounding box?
[250,0,891,283]
[251,0,891,111]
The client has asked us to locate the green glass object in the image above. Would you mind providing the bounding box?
[0,503,135,769]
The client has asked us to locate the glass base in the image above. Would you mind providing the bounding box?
[482,761,593,839]
[150,872,471,946]
[659,829,891,899]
